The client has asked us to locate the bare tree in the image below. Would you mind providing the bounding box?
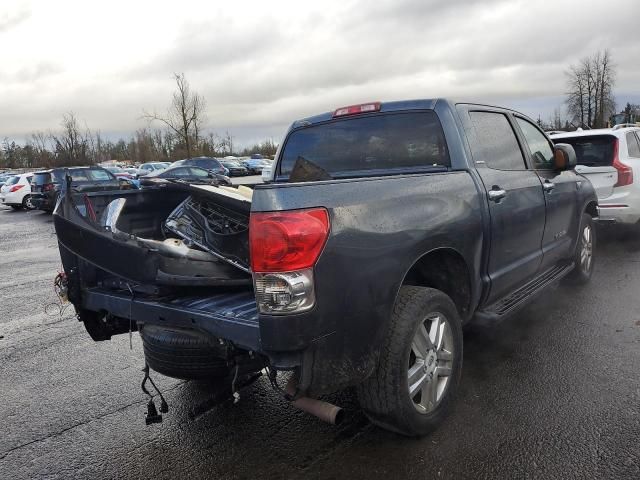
[51,112,94,166]
[143,73,207,159]
[566,50,616,128]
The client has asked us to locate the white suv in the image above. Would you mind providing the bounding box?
[551,126,640,224]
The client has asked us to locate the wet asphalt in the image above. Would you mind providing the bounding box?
[0,205,638,480]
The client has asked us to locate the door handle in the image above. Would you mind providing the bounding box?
[543,181,554,192]
[488,188,507,203]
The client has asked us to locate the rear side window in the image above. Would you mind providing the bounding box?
[7,176,19,185]
[469,111,526,170]
[279,112,450,181]
[552,135,615,167]
[626,132,640,158]
[87,169,113,181]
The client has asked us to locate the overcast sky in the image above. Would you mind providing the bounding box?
[1,0,639,147]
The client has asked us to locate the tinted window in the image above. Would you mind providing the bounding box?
[516,117,555,169]
[68,170,89,181]
[189,167,209,177]
[626,132,640,158]
[171,168,191,178]
[7,176,20,185]
[280,112,449,180]
[469,112,526,170]
[86,169,113,181]
[552,135,615,167]
[193,158,223,171]
[32,172,52,185]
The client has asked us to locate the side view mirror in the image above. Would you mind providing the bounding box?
[553,143,577,171]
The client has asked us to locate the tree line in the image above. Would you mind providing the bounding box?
[0,73,277,170]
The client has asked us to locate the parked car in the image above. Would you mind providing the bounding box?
[550,125,640,224]
[241,157,271,174]
[138,162,170,176]
[171,157,230,176]
[1,173,34,209]
[219,159,250,176]
[261,163,273,182]
[139,165,232,187]
[0,173,14,185]
[53,99,596,436]
[31,166,131,212]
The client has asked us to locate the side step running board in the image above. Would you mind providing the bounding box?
[473,263,574,324]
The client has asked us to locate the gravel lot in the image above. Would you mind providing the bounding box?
[0,206,638,480]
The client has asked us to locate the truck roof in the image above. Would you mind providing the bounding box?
[290,98,527,128]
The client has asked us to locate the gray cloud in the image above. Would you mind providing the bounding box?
[2,0,640,147]
[0,5,30,34]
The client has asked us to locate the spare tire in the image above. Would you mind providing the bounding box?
[140,325,231,380]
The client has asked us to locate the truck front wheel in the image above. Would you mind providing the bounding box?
[357,286,463,436]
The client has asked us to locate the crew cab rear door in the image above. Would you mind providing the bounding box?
[464,109,546,304]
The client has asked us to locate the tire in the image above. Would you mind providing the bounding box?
[140,325,231,380]
[357,286,463,436]
[22,195,35,210]
[565,213,595,285]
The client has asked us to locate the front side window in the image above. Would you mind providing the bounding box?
[68,170,89,181]
[516,117,555,169]
[626,132,640,158]
[469,112,527,170]
[280,111,450,181]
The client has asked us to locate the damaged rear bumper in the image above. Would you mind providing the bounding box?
[82,287,261,351]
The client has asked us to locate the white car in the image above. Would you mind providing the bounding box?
[551,126,640,224]
[0,173,35,210]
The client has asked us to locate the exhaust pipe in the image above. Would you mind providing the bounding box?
[285,378,344,425]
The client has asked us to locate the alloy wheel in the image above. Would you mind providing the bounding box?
[580,225,593,273]
[407,312,454,414]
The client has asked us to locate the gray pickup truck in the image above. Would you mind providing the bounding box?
[53,99,597,436]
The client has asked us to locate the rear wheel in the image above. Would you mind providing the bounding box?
[22,195,35,210]
[358,286,463,436]
[565,213,595,285]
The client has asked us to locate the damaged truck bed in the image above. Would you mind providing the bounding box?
[54,182,262,350]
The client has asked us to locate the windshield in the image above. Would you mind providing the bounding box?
[279,111,450,181]
[552,135,616,167]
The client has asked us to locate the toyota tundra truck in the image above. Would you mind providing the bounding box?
[53,99,597,436]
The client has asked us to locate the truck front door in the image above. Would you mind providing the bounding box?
[514,116,579,269]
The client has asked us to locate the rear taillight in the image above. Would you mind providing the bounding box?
[333,102,381,117]
[10,184,24,193]
[250,208,330,314]
[612,139,633,187]
[249,208,329,272]
[43,183,55,192]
